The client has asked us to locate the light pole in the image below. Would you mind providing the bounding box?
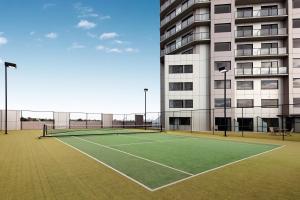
[4,62,17,134]
[219,66,229,137]
[144,88,148,130]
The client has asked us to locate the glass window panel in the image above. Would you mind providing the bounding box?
[237,81,253,90]
[237,99,254,108]
[261,80,278,89]
[261,99,279,108]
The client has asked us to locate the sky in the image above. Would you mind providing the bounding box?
[0,0,160,114]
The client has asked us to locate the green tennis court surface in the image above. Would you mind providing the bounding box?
[56,132,281,191]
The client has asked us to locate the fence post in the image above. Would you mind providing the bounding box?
[53,111,55,129]
[86,113,88,129]
[242,107,244,137]
[191,110,193,133]
[212,109,215,135]
[20,110,23,130]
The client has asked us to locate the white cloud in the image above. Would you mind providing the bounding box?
[77,20,96,29]
[74,3,98,18]
[114,40,124,44]
[45,32,58,39]
[107,48,122,53]
[96,45,105,50]
[100,15,111,20]
[0,58,3,64]
[100,32,119,40]
[0,35,8,46]
[125,48,139,53]
[30,31,35,36]
[69,42,85,50]
[43,3,56,9]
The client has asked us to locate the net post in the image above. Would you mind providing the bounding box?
[42,124,46,137]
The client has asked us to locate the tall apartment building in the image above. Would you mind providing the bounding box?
[160,0,300,132]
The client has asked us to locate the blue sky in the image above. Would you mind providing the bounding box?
[0,0,160,114]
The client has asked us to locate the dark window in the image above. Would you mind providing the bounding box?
[237,7,253,18]
[215,23,231,33]
[294,39,300,48]
[237,26,253,37]
[294,0,300,8]
[261,5,278,16]
[215,42,231,51]
[293,78,300,88]
[237,99,254,108]
[293,98,300,107]
[261,99,279,108]
[169,117,191,126]
[237,44,253,56]
[293,19,300,28]
[215,98,231,108]
[214,80,231,89]
[261,24,278,36]
[215,117,231,131]
[215,4,231,14]
[169,100,193,108]
[237,62,253,75]
[215,61,231,71]
[261,61,278,68]
[169,65,193,74]
[261,80,278,89]
[237,81,253,90]
[169,82,193,91]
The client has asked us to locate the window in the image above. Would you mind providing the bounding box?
[169,65,193,74]
[237,81,253,90]
[215,23,231,33]
[261,80,278,89]
[261,61,278,68]
[294,39,300,48]
[261,5,278,17]
[169,100,193,108]
[182,32,193,45]
[169,82,193,91]
[293,98,300,107]
[237,7,253,18]
[293,58,300,68]
[237,44,253,56]
[214,80,231,89]
[237,99,254,108]
[166,25,176,35]
[215,61,231,71]
[237,26,253,37]
[294,0,300,8]
[215,4,231,14]
[293,78,300,88]
[261,99,279,108]
[215,98,231,108]
[293,19,300,28]
[261,24,278,36]
[169,117,191,126]
[215,42,231,51]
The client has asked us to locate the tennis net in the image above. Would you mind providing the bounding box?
[41,124,163,138]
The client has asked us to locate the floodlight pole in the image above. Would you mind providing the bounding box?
[224,71,227,137]
[144,88,148,130]
[5,65,7,134]
[4,62,17,135]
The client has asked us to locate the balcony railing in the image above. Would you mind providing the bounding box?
[235,67,288,76]
[235,47,287,57]
[236,8,287,19]
[161,32,210,56]
[236,28,287,38]
[161,13,210,41]
[161,0,210,13]
[161,0,210,27]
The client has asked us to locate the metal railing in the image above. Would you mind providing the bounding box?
[161,32,210,56]
[161,0,210,13]
[235,47,287,57]
[161,13,210,41]
[236,28,287,38]
[161,0,210,26]
[235,67,288,76]
[236,8,287,19]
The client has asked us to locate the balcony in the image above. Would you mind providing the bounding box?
[235,67,288,77]
[235,8,287,23]
[160,0,210,28]
[235,28,287,42]
[160,13,210,43]
[235,47,288,59]
[161,32,210,56]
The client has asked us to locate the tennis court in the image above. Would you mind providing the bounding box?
[47,128,281,191]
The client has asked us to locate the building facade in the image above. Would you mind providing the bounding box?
[160,0,300,132]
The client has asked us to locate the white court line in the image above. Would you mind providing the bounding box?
[55,138,155,191]
[151,145,286,191]
[73,136,193,176]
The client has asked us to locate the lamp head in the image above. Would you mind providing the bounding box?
[144,88,148,92]
[4,62,17,68]
[218,66,228,73]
